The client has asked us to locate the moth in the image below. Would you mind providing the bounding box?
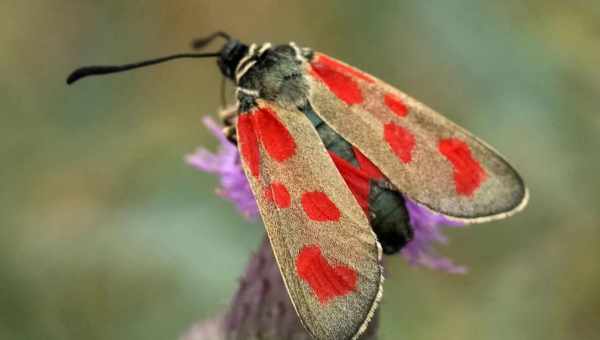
[67,31,528,340]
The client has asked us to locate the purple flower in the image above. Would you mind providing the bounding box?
[186,117,259,219]
[188,117,466,273]
[402,200,466,274]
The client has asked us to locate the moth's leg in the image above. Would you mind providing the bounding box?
[219,105,238,125]
[222,125,237,144]
[218,105,239,144]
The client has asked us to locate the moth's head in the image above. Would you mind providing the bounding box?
[216,40,248,81]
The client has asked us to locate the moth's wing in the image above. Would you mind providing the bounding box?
[236,99,382,340]
[306,52,528,223]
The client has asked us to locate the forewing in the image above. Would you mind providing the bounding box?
[307,53,527,222]
[236,99,382,340]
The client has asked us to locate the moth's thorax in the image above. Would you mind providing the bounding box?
[233,42,313,110]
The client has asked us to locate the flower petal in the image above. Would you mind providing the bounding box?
[401,199,467,274]
[187,117,259,219]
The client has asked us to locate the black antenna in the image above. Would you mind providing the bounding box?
[191,31,231,50]
[66,52,220,85]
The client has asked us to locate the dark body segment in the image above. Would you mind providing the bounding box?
[302,104,412,254]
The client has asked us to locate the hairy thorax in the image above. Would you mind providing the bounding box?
[238,44,311,110]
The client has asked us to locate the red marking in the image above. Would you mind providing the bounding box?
[384,93,408,117]
[384,122,415,163]
[263,182,291,208]
[237,114,260,178]
[296,245,357,304]
[316,54,375,83]
[311,56,364,105]
[253,107,296,162]
[301,191,341,222]
[329,147,383,214]
[438,138,487,196]
[354,147,384,179]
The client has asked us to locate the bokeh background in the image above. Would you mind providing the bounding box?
[3,1,599,339]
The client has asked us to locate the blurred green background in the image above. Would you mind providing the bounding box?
[3,1,599,339]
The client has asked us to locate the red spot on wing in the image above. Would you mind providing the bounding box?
[384,122,415,164]
[384,93,408,117]
[311,55,365,105]
[263,182,291,208]
[237,114,260,178]
[296,245,358,304]
[254,107,296,162]
[300,191,341,222]
[316,54,375,83]
[329,147,384,213]
[438,138,487,196]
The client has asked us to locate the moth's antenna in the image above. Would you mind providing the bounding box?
[66,52,220,85]
[191,31,231,50]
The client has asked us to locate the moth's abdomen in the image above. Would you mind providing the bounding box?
[367,183,412,253]
[302,104,412,254]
